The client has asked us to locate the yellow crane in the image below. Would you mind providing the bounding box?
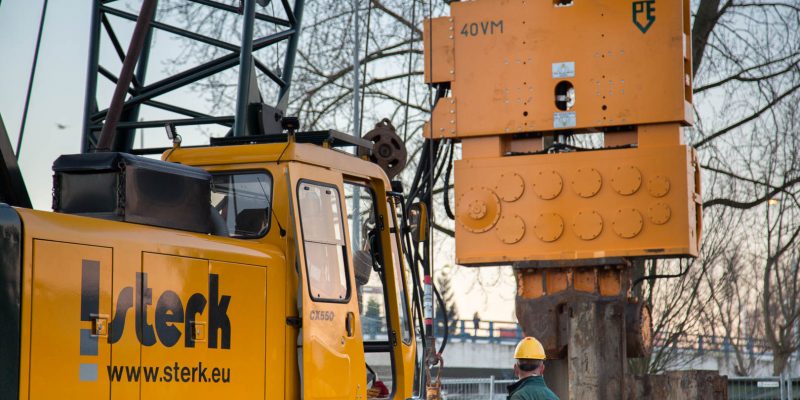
[1,130,421,398]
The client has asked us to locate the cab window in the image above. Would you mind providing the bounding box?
[388,199,413,345]
[345,182,395,397]
[211,172,272,238]
[298,181,349,302]
[346,185,390,340]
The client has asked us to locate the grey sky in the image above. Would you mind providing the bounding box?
[1,0,91,209]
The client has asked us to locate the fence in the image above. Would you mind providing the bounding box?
[439,375,800,400]
[728,376,800,400]
[448,319,773,355]
[440,377,514,400]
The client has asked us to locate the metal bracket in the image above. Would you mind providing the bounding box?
[286,316,302,328]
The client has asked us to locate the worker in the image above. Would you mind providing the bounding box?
[507,337,559,400]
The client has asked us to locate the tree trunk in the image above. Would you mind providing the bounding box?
[691,0,723,75]
[773,351,790,376]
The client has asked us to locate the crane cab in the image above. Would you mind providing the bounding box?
[3,132,416,399]
[167,133,418,399]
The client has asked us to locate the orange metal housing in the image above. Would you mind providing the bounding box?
[422,0,700,266]
[453,143,701,265]
[424,0,693,137]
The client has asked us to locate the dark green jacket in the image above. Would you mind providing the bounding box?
[507,376,559,400]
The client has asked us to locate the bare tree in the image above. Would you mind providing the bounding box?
[640,1,800,375]
[758,96,800,374]
[703,234,765,376]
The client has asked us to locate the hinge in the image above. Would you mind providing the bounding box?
[286,316,302,328]
[390,330,398,347]
[377,215,385,231]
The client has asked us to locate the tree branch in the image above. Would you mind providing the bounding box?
[694,53,800,93]
[692,81,800,148]
[703,176,800,210]
[432,222,454,237]
[371,0,421,36]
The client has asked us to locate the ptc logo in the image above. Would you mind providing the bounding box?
[632,0,656,33]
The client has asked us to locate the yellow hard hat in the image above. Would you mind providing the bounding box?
[514,336,546,360]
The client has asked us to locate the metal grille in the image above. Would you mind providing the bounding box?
[440,377,514,400]
[728,376,797,400]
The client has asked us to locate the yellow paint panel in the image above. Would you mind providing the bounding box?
[138,254,267,397]
[208,259,268,393]
[29,240,112,399]
[109,246,143,400]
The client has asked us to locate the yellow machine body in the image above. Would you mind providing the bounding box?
[11,141,416,399]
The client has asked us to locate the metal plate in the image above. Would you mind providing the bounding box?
[457,187,501,233]
[534,213,564,242]
[612,208,643,238]
[496,214,526,244]
[532,170,563,200]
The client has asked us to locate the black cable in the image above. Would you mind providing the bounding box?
[442,141,455,220]
[405,142,431,208]
[405,139,432,208]
[397,197,428,376]
[430,139,449,191]
[414,87,449,203]
[505,142,637,157]
[406,231,427,376]
[405,86,449,210]
[17,0,49,158]
[433,284,448,354]
[631,259,691,289]
[410,248,426,336]
[411,142,441,204]
[276,140,291,164]
[406,86,448,208]
[406,142,441,211]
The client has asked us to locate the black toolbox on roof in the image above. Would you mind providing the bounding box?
[52,152,212,233]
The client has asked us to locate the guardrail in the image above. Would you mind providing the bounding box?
[362,315,778,356]
[445,319,773,355]
[438,375,800,400]
[728,376,799,400]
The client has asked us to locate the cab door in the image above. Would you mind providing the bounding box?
[288,164,367,399]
